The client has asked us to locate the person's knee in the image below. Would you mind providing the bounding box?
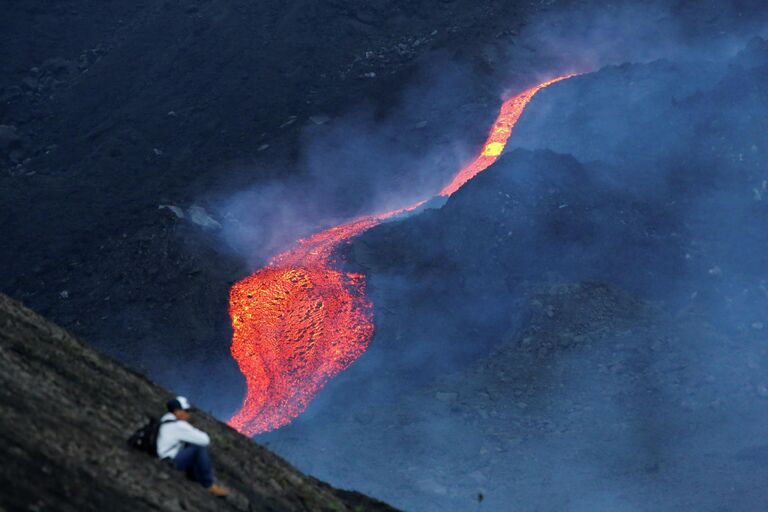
[182,443,202,457]
[192,444,210,460]
[197,445,213,464]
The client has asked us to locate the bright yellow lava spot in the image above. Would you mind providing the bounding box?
[482,142,504,157]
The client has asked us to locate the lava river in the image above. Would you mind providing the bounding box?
[229,75,573,435]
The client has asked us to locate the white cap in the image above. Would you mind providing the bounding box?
[167,395,192,412]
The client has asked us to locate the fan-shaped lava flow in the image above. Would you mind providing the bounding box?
[229,75,573,436]
[228,207,421,435]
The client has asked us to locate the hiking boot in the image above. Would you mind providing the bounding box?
[208,483,230,497]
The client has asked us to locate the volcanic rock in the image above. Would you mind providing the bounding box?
[435,391,458,402]
[0,124,21,151]
[733,36,768,68]
[187,205,222,230]
[263,50,768,511]
[158,204,185,219]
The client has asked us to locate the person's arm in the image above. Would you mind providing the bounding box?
[175,421,210,446]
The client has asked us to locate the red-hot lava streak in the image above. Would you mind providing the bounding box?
[229,75,573,435]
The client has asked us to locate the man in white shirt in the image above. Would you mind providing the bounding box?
[156,396,229,497]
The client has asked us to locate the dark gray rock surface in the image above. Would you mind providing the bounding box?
[259,47,768,511]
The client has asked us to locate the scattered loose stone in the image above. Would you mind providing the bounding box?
[158,204,185,219]
[0,125,21,150]
[309,115,330,125]
[187,205,221,230]
[435,391,458,402]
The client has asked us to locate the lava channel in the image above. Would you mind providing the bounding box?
[228,75,573,435]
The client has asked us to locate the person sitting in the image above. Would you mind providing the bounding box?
[156,396,230,497]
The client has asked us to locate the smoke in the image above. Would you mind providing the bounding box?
[517,0,767,71]
[177,54,506,431]
[212,57,497,268]
[242,2,768,512]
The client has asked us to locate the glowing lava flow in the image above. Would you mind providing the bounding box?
[228,75,572,435]
[438,76,572,196]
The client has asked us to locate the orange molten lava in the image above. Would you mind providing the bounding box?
[228,75,572,435]
[438,76,572,196]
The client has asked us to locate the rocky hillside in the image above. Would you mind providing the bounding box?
[259,44,768,511]
[0,292,396,512]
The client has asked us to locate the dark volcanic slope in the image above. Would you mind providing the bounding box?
[0,292,397,512]
[0,0,543,413]
[267,282,767,511]
[260,42,768,511]
[3,0,767,417]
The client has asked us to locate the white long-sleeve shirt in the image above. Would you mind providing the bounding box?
[156,412,210,459]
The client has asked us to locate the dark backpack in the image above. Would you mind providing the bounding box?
[127,417,176,457]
